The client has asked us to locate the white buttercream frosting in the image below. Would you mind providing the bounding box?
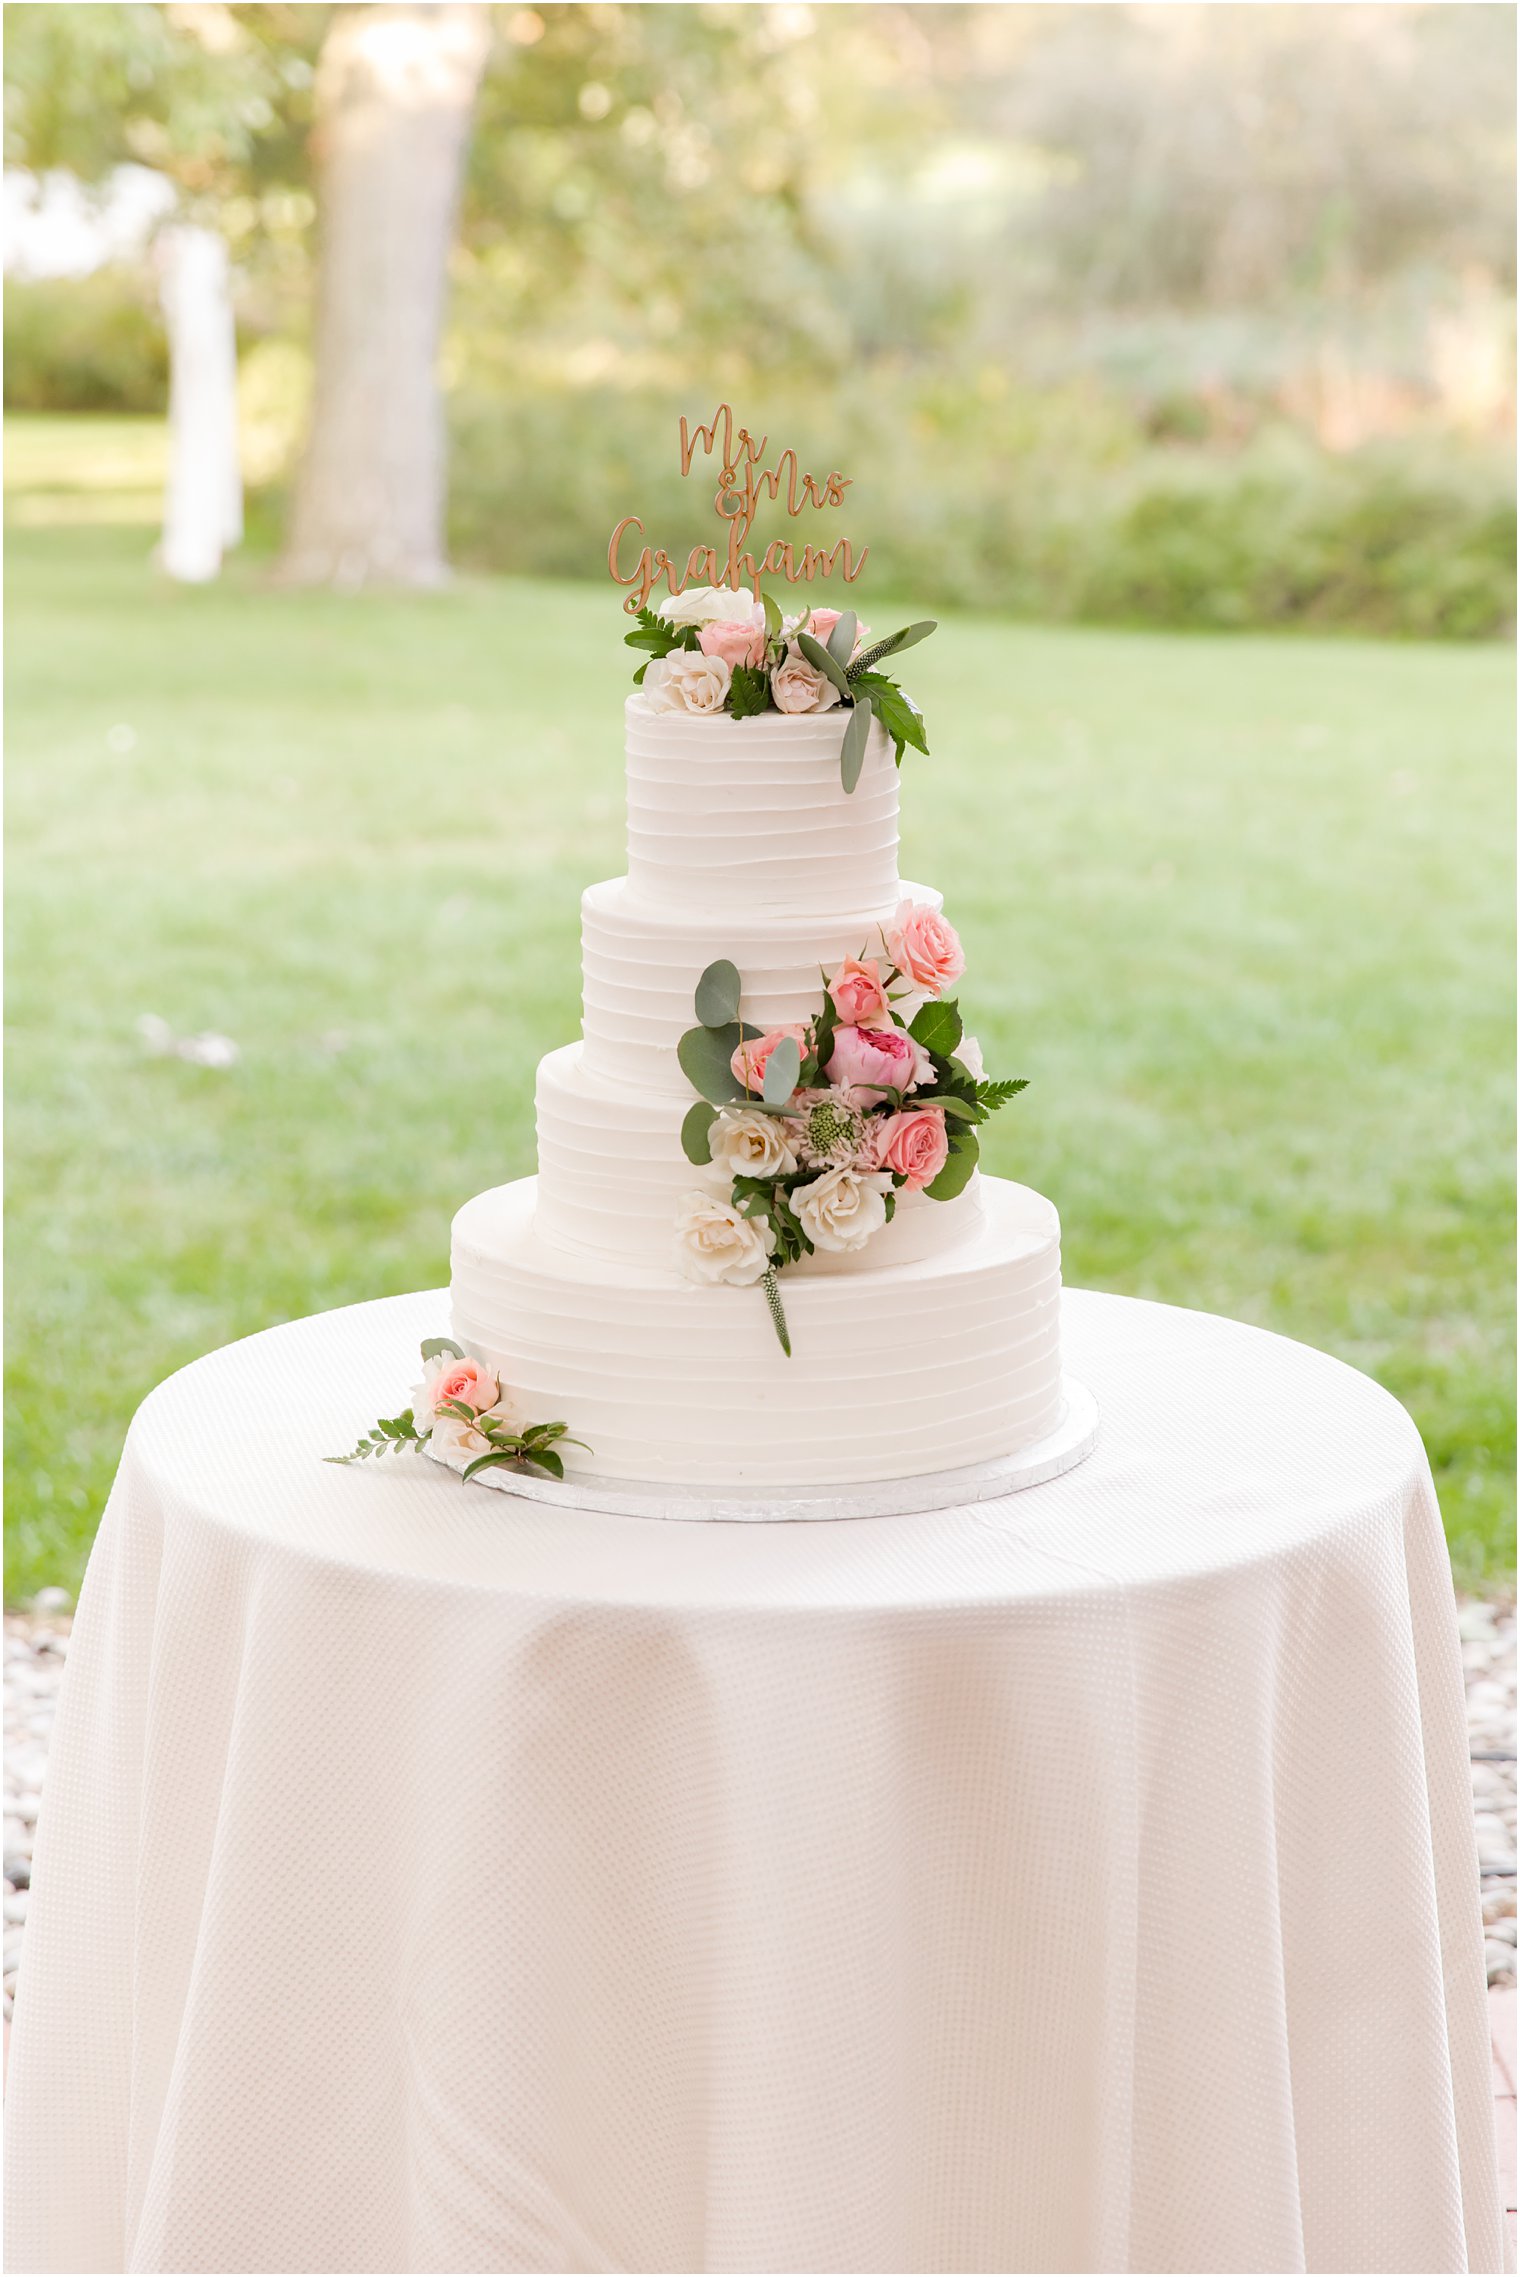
[534,1042,983,1271]
[580,878,940,1092]
[623,694,898,915]
[452,1175,1064,1488]
[444,691,1068,1491]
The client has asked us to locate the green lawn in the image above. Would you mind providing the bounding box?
[5,417,1515,1597]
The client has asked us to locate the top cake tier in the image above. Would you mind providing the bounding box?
[623,693,899,915]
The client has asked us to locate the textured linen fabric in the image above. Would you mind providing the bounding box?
[3,1289,1501,2275]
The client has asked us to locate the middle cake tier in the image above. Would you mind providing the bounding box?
[535,1040,984,1271]
[579,875,941,1092]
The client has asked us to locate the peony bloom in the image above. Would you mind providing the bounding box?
[657,585,765,631]
[412,1352,501,1426]
[698,617,767,672]
[674,1190,776,1286]
[825,1024,933,1099]
[643,649,733,715]
[770,647,841,715]
[709,1106,798,1181]
[886,900,966,996]
[792,1166,893,1254]
[873,1106,950,1192]
[827,955,892,1028]
[731,1023,809,1096]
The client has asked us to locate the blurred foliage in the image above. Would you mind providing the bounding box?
[4,2,1515,634]
[444,379,1515,637]
[4,268,168,411]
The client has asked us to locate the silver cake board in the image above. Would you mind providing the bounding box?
[432,1377,1098,1523]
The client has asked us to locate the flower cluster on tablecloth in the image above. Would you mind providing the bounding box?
[329,1340,585,1483]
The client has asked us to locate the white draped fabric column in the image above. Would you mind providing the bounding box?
[156,223,242,585]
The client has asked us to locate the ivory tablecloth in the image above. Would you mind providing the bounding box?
[3,1289,1502,2274]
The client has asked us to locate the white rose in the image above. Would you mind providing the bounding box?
[709,1107,798,1181]
[770,645,841,715]
[657,585,765,631]
[426,1396,519,1470]
[674,1189,776,1285]
[957,1033,985,1080]
[643,649,733,716]
[792,1166,893,1255]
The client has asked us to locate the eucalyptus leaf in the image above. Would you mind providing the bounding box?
[694,958,742,1028]
[420,1337,465,1362]
[681,1101,717,1164]
[796,630,851,698]
[677,1024,745,1104]
[761,589,783,637]
[925,1127,979,1201]
[909,997,964,1056]
[761,1035,801,1105]
[839,698,874,795]
[825,609,858,666]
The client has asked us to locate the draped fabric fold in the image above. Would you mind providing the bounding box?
[4,1289,1501,2274]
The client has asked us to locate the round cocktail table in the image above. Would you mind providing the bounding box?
[3,1289,1502,2273]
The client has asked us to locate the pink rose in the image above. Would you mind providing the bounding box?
[826,955,892,1027]
[825,1024,932,1098]
[419,1354,500,1421]
[731,1023,809,1095]
[873,1106,950,1192]
[698,618,766,671]
[886,900,966,996]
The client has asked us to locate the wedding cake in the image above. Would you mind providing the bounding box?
[446,588,1066,1495]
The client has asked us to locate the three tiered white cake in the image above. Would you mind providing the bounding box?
[449,690,1066,1494]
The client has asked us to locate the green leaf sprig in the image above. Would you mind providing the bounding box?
[326,1410,424,1463]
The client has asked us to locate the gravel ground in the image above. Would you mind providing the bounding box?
[4,1590,1516,2021]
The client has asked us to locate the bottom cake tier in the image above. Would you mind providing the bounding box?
[450,1174,1064,1490]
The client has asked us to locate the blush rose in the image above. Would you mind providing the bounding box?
[826,955,892,1027]
[873,1106,950,1191]
[771,649,840,714]
[731,1023,810,1095]
[698,617,767,671]
[886,900,966,996]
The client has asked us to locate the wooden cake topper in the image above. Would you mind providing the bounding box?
[608,404,869,615]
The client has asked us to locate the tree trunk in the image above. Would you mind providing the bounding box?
[280,3,489,588]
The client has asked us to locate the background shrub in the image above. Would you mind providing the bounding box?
[4,270,168,415]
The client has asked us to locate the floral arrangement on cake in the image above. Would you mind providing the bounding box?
[329,1339,585,1484]
[674,901,1027,1352]
[624,586,937,794]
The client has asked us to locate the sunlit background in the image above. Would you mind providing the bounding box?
[4,2,1515,1601]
